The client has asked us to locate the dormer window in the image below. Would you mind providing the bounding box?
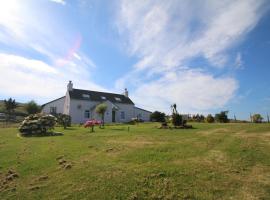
[115,97,121,101]
[82,94,90,98]
[101,96,106,100]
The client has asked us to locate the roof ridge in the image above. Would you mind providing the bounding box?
[72,88,127,97]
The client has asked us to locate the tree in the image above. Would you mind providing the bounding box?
[4,98,17,122]
[193,114,205,122]
[172,113,182,126]
[25,100,41,115]
[56,113,71,129]
[95,103,107,127]
[171,104,178,114]
[206,114,215,123]
[215,111,229,123]
[150,111,166,122]
[252,114,263,123]
[171,104,183,126]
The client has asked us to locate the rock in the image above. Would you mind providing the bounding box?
[28,185,40,191]
[106,148,114,152]
[58,159,67,165]
[6,174,14,181]
[7,169,15,174]
[56,155,64,160]
[38,175,48,181]
[63,163,72,169]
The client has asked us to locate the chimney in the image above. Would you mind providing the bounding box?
[67,80,73,91]
[124,88,128,97]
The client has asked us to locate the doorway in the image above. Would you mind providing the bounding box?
[112,110,116,122]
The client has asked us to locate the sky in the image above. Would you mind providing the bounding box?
[0,0,270,120]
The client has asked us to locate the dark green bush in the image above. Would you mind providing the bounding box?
[55,113,71,129]
[172,113,182,126]
[206,114,215,123]
[19,114,57,136]
[150,111,166,122]
[215,111,229,123]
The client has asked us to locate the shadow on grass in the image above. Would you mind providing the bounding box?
[110,128,127,131]
[20,132,64,137]
[62,127,77,131]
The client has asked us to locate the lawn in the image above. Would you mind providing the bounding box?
[0,123,270,199]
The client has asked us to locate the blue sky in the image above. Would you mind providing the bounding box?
[0,0,270,120]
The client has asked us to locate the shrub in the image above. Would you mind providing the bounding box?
[215,111,229,123]
[252,114,263,123]
[206,114,215,123]
[172,113,182,126]
[25,100,41,114]
[19,114,57,136]
[150,111,166,122]
[95,103,107,127]
[56,113,71,129]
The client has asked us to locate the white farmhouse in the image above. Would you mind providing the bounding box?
[42,81,152,123]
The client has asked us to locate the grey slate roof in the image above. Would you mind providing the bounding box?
[41,96,65,107]
[134,106,152,113]
[69,89,134,105]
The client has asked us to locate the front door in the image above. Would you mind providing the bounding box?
[112,110,116,122]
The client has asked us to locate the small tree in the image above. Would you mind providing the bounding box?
[25,100,41,115]
[171,104,183,126]
[252,114,263,123]
[95,103,107,127]
[172,113,182,126]
[215,111,229,123]
[4,98,17,122]
[193,114,205,122]
[56,113,71,129]
[206,114,215,123]
[150,111,166,122]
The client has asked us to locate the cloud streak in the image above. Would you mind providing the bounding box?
[49,0,66,6]
[0,0,103,103]
[115,0,268,112]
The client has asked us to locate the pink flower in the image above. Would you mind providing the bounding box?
[84,119,102,128]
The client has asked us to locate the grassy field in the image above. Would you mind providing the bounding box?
[0,123,270,199]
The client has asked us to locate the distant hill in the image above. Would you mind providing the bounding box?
[0,100,27,116]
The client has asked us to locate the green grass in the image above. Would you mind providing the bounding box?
[0,123,270,199]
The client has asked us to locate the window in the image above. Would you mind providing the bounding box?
[115,97,121,101]
[84,110,90,118]
[120,111,125,119]
[138,113,142,119]
[101,96,106,100]
[82,94,90,98]
[50,107,57,114]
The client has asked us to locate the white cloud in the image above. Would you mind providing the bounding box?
[115,0,268,112]
[0,53,105,103]
[117,0,267,72]
[0,0,103,103]
[235,52,244,69]
[131,70,238,113]
[49,0,66,5]
[0,53,57,74]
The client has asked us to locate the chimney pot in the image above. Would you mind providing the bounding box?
[67,81,73,91]
[124,88,128,97]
